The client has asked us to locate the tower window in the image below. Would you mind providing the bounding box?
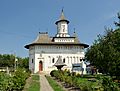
[62,25,65,32]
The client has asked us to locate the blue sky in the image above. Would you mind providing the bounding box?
[0,0,120,57]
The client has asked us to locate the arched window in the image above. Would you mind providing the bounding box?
[52,58,55,63]
[67,57,69,64]
[71,57,72,63]
[77,57,79,63]
[48,56,51,63]
[80,59,82,61]
[72,57,75,63]
[63,58,65,63]
[32,59,33,63]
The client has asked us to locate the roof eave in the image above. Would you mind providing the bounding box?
[55,20,69,25]
[24,43,89,49]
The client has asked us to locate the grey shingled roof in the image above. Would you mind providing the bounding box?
[24,33,89,49]
[33,32,52,43]
[33,32,80,44]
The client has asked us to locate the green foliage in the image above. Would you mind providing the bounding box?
[86,28,120,78]
[50,70,57,77]
[32,74,39,81]
[17,57,29,70]
[100,76,119,91]
[78,82,93,91]
[28,75,40,91]
[28,81,40,91]
[0,54,29,70]
[0,68,30,91]
[50,70,119,91]
[0,54,14,67]
[0,72,13,91]
[50,70,60,79]
[12,68,30,90]
[46,75,64,91]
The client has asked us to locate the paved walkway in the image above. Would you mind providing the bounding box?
[40,74,54,91]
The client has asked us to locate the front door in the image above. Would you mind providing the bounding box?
[39,61,43,71]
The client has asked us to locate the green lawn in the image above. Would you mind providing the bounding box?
[32,74,39,80]
[46,76,64,91]
[27,74,40,91]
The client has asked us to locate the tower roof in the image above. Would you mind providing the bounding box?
[55,9,69,24]
[59,9,66,20]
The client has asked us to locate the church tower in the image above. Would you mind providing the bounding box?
[55,9,70,37]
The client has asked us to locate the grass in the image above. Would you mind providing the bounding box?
[46,76,64,91]
[32,74,39,80]
[27,74,40,91]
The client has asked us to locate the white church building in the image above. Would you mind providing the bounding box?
[25,10,89,74]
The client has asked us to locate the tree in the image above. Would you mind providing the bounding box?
[17,57,29,70]
[86,16,120,79]
[0,54,14,67]
[0,54,29,70]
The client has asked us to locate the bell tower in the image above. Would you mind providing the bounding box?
[55,9,70,37]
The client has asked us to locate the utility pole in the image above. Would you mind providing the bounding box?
[14,52,18,71]
[14,53,16,71]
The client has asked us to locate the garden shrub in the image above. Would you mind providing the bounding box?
[0,68,30,91]
[50,70,56,77]
[50,70,120,91]
[0,72,13,91]
[101,76,119,91]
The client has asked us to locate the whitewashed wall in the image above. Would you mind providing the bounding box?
[29,45,86,74]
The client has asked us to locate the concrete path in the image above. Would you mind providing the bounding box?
[40,74,54,91]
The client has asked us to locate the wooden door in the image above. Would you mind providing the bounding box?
[39,61,43,71]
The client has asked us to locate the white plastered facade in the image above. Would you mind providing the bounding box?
[29,45,87,74]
